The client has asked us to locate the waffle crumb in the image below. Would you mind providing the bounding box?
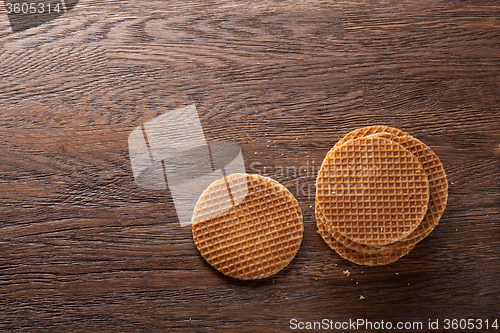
[360,296,365,300]
[343,270,350,277]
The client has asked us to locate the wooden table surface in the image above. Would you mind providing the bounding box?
[0,1,499,332]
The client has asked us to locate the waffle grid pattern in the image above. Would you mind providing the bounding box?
[317,136,430,246]
[192,173,303,280]
[316,126,448,265]
[316,204,414,266]
[192,177,234,224]
[337,128,448,245]
[323,133,447,254]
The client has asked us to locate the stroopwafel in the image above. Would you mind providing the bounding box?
[192,173,303,280]
[316,126,448,265]
[316,135,430,246]
[335,126,448,246]
[325,132,441,254]
[316,203,414,266]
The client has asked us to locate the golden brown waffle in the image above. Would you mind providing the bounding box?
[321,133,430,254]
[320,133,402,254]
[192,173,303,280]
[316,204,414,266]
[317,204,390,254]
[316,135,430,246]
[334,126,448,247]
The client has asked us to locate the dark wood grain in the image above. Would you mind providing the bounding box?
[0,0,499,332]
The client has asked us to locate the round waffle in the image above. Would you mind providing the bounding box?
[334,126,448,247]
[316,135,430,246]
[192,173,303,280]
[318,133,398,254]
[317,203,390,255]
[316,204,414,266]
[322,133,432,254]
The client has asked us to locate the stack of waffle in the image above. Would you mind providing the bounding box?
[315,126,448,266]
